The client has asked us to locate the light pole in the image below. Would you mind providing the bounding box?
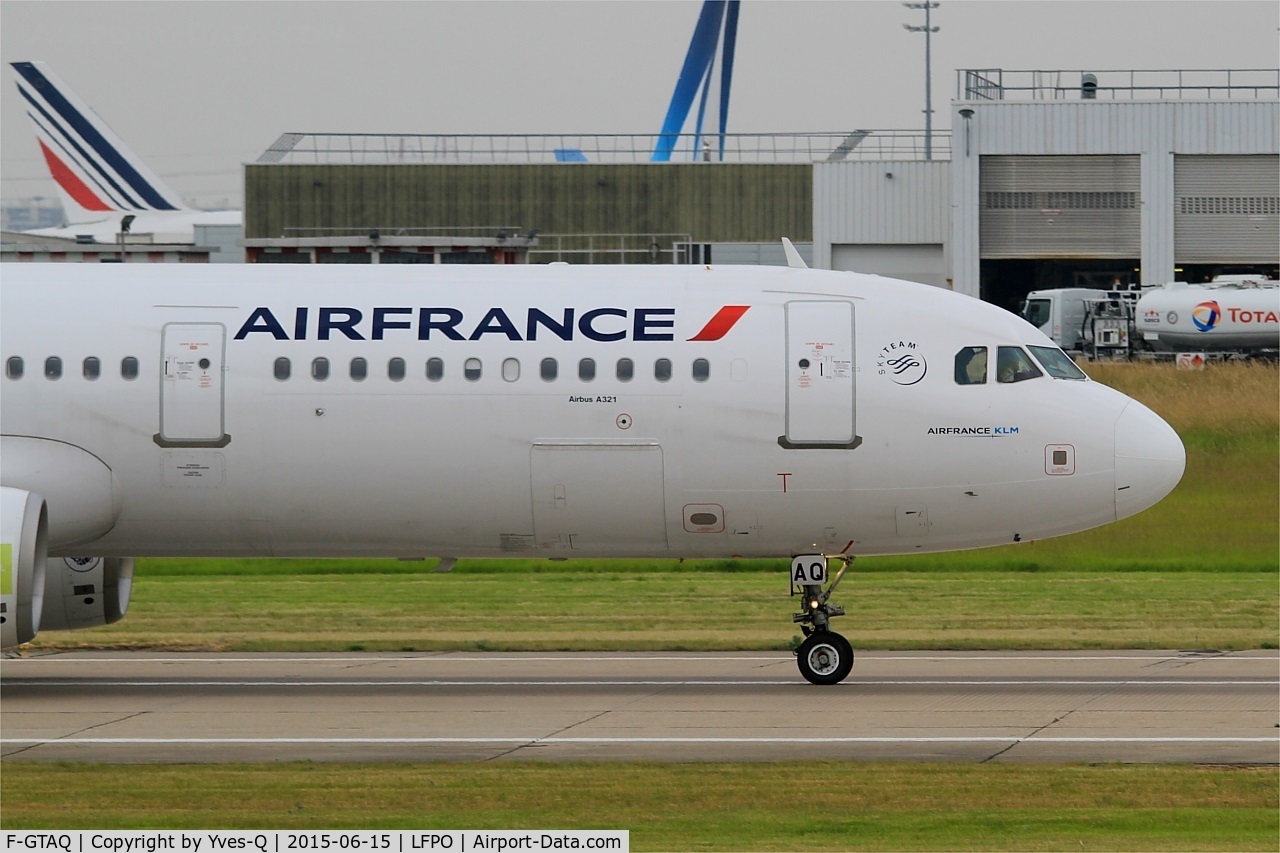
[958,107,974,157]
[118,214,135,263]
[903,2,940,160]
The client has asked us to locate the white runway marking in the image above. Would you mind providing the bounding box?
[4,736,1275,745]
[8,679,1278,688]
[7,653,1276,663]
[5,651,1273,764]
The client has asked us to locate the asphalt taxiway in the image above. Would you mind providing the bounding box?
[1,650,1276,764]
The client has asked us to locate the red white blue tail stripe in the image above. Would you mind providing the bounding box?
[12,61,189,221]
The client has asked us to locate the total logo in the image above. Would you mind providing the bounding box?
[1191,300,1222,333]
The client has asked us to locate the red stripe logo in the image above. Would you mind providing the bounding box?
[39,140,112,212]
[687,305,750,342]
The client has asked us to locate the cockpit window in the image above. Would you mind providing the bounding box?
[1028,345,1088,380]
[1024,298,1052,329]
[953,347,987,385]
[996,346,1043,383]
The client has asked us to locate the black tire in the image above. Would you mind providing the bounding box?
[796,631,854,685]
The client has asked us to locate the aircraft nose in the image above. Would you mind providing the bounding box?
[1114,401,1186,521]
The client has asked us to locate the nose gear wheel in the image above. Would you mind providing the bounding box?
[796,631,854,685]
[790,554,854,685]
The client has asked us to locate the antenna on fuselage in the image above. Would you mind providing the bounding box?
[781,237,808,270]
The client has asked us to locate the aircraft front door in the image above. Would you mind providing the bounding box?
[780,301,859,449]
[157,323,229,447]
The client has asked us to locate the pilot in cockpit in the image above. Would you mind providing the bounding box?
[996,346,1043,383]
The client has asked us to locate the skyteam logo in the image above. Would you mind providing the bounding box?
[1192,300,1222,332]
[64,557,102,573]
[877,341,927,385]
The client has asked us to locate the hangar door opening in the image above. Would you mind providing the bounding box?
[980,259,1140,313]
[830,244,946,288]
[979,155,1140,311]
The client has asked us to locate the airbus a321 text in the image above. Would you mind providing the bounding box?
[0,252,1185,683]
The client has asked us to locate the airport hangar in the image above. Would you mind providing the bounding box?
[243,68,1278,311]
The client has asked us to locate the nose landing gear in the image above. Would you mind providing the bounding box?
[791,554,854,685]
[796,631,853,685]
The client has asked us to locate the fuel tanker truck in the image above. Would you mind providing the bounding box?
[1136,276,1279,354]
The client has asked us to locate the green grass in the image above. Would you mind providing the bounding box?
[1,763,1275,851]
[33,568,1276,652]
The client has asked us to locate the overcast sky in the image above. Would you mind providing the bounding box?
[2,0,1276,209]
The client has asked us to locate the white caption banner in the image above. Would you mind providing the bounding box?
[2,832,628,853]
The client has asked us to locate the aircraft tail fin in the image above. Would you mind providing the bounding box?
[11,61,191,223]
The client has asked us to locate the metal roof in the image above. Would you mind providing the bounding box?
[256,131,951,165]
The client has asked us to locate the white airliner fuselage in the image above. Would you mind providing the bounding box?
[0,263,1185,680]
[22,209,243,246]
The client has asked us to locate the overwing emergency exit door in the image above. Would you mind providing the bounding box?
[158,323,229,446]
[780,301,859,449]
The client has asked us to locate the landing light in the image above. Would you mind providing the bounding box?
[809,599,820,610]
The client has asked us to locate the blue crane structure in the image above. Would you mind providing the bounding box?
[651,0,740,162]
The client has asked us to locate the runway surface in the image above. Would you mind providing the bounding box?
[1,650,1276,764]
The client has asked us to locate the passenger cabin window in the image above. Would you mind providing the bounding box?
[426,358,444,382]
[273,357,291,381]
[83,356,101,380]
[121,356,139,380]
[388,357,406,382]
[464,358,482,382]
[350,357,368,381]
[312,357,330,381]
[540,357,557,382]
[997,346,1043,383]
[502,358,520,382]
[45,356,62,380]
[654,358,672,383]
[616,358,634,382]
[6,356,23,380]
[1028,345,1088,380]
[954,347,987,385]
[578,358,596,382]
[692,358,710,382]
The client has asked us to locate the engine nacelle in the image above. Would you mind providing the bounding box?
[40,556,135,632]
[1,487,48,647]
[0,436,121,550]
